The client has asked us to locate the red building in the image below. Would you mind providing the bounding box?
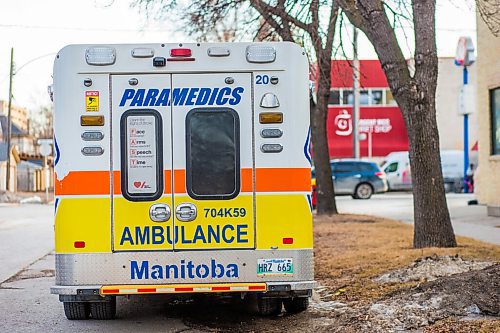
[326,60,408,158]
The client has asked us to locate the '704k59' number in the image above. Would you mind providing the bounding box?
[204,208,247,218]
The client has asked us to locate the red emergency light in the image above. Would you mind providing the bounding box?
[170,48,192,57]
[168,48,195,61]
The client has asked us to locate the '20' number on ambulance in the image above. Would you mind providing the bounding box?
[255,75,269,85]
[204,208,247,218]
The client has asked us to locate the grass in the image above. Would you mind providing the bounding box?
[313,214,500,304]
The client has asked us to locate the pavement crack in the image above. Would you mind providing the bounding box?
[0,250,54,286]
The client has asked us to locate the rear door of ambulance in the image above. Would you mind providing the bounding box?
[112,75,174,251]
[171,73,254,251]
[111,73,254,252]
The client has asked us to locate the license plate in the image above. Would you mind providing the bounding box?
[257,258,293,276]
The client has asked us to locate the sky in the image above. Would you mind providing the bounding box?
[0,0,476,116]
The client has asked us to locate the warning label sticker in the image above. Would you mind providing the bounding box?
[85,91,99,112]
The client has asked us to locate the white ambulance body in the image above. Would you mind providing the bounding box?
[51,42,313,319]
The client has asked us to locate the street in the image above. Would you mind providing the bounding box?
[0,194,498,332]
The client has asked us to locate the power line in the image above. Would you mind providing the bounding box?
[0,23,169,33]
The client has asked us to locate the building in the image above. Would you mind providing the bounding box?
[476,15,500,216]
[436,58,478,153]
[0,142,19,191]
[327,60,407,158]
[0,100,29,133]
[326,59,478,160]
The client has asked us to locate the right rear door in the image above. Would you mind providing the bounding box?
[170,73,255,251]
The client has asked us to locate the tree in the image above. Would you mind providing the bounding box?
[29,105,53,138]
[338,0,456,248]
[134,0,339,216]
[133,0,457,248]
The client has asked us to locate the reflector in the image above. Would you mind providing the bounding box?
[74,241,86,248]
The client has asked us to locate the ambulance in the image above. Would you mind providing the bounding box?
[51,42,314,320]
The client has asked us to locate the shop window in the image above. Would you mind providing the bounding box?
[328,90,341,105]
[342,90,353,105]
[372,90,383,105]
[386,89,398,106]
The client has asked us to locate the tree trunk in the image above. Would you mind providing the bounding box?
[401,91,457,248]
[339,0,456,248]
[312,50,337,215]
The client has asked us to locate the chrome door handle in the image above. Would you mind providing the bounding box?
[149,203,171,222]
[175,203,197,222]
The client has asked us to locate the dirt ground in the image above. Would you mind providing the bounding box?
[177,214,500,332]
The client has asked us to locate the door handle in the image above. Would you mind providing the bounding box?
[149,203,171,222]
[176,203,197,222]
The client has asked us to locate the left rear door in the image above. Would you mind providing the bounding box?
[111,74,174,251]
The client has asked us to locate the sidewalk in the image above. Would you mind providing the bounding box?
[336,193,500,245]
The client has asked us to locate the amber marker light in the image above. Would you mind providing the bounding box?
[81,115,105,126]
[259,112,283,124]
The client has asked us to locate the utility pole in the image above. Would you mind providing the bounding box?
[352,27,360,159]
[6,48,14,191]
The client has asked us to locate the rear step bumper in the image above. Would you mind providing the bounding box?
[51,281,316,296]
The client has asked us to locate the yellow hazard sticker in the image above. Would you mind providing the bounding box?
[85,91,99,112]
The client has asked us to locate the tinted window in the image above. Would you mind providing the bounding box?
[186,108,240,200]
[333,162,354,173]
[358,163,375,172]
[385,162,398,173]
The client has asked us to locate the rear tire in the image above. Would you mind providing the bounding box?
[354,183,373,199]
[283,297,309,314]
[63,302,90,320]
[257,297,282,316]
[90,297,116,320]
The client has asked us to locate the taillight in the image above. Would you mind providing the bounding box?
[375,171,386,178]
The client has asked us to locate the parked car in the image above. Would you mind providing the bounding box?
[380,150,476,192]
[311,160,388,204]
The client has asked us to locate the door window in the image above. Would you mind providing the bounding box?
[186,108,240,200]
[120,109,163,201]
[384,162,398,173]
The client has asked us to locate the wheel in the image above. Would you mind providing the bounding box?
[90,297,116,320]
[257,297,282,316]
[63,302,90,320]
[283,297,309,314]
[354,183,373,199]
